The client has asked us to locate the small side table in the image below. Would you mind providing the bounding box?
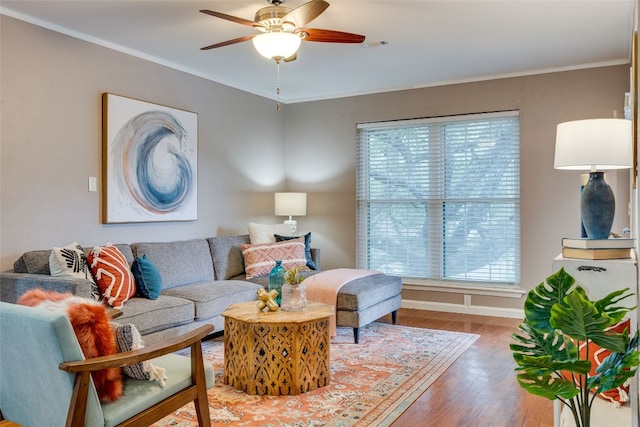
[222,301,333,396]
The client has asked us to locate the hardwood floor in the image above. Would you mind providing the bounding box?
[376,308,554,427]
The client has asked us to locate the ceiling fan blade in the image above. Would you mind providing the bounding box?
[200,9,264,29]
[281,0,329,27]
[297,28,365,43]
[201,34,257,50]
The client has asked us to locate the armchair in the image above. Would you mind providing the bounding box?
[0,302,214,427]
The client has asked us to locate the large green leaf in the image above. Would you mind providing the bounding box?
[516,371,580,400]
[511,321,579,367]
[511,320,590,397]
[551,291,625,352]
[524,268,580,333]
[512,267,640,410]
[589,331,640,393]
[594,287,636,324]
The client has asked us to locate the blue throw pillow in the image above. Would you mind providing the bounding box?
[131,255,162,300]
[274,232,317,270]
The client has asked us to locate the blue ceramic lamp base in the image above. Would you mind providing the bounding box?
[580,171,615,240]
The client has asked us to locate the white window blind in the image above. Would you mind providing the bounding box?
[356,111,520,285]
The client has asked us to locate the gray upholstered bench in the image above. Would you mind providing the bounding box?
[208,234,402,343]
[335,274,402,343]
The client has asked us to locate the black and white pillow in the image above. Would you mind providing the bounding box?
[112,322,167,386]
[49,242,100,300]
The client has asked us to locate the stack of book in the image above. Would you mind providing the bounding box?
[561,237,635,260]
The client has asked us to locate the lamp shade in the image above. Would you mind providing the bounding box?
[554,118,632,240]
[252,32,301,61]
[275,192,307,216]
[554,118,632,171]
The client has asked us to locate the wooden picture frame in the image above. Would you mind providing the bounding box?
[633,31,638,189]
[102,93,198,223]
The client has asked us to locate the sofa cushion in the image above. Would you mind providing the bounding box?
[116,296,194,336]
[336,274,403,311]
[14,250,51,274]
[208,235,250,280]
[162,280,261,321]
[13,244,133,275]
[132,239,214,290]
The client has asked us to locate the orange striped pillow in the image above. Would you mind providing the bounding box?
[87,245,136,308]
[241,237,307,279]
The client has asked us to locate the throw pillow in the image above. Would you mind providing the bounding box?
[248,222,293,244]
[49,242,92,280]
[112,322,167,386]
[131,255,162,300]
[17,289,123,402]
[580,319,631,405]
[87,245,136,309]
[241,237,307,279]
[274,232,317,270]
[561,318,631,405]
[49,243,100,300]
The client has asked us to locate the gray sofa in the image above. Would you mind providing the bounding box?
[0,236,279,345]
[1,234,401,344]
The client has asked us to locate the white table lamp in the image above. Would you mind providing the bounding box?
[554,118,632,239]
[275,192,307,234]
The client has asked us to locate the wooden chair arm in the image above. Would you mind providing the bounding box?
[59,324,214,373]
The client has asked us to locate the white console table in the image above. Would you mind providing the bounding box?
[552,254,639,427]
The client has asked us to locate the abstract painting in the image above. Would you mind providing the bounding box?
[102,93,198,223]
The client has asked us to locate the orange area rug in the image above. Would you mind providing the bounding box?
[154,322,478,426]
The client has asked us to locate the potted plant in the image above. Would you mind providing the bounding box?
[511,268,639,427]
[281,266,307,311]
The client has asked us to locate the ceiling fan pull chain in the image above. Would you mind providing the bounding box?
[276,60,281,111]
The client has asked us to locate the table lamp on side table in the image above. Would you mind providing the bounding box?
[554,118,632,239]
[275,192,307,234]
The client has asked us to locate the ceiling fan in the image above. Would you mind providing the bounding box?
[200,0,366,62]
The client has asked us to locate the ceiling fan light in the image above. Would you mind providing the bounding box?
[252,32,301,61]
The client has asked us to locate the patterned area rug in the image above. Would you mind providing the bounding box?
[153,322,478,427]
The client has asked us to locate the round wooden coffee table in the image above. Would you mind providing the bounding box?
[222,300,334,396]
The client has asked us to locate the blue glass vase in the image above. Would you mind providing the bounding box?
[269,260,285,305]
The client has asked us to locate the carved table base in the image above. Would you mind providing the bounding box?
[222,301,333,396]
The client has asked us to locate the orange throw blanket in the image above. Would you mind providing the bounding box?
[304,268,382,337]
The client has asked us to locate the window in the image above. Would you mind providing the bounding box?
[356,111,520,285]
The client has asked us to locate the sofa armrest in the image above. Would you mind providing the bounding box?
[0,272,93,303]
[310,248,321,271]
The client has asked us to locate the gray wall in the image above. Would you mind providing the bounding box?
[284,67,632,311]
[1,15,286,269]
[1,15,631,313]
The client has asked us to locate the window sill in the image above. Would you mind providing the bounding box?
[402,278,526,299]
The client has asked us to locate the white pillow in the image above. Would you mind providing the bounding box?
[49,242,92,280]
[248,222,293,244]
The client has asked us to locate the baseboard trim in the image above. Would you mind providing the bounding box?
[401,299,525,319]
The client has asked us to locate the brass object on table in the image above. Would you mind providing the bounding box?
[256,287,279,312]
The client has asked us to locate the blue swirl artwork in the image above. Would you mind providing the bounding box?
[105,95,197,223]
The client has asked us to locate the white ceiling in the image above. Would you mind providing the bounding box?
[0,0,635,103]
